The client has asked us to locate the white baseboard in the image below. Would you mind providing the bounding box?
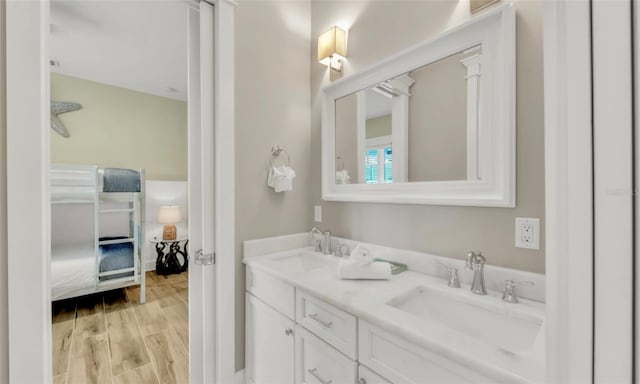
[144,260,156,272]
[235,369,245,384]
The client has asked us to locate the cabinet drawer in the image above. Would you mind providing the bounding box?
[359,365,391,384]
[295,325,357,384]
[359,320,498,384]
[296,290,357,359]
[246,266,295,319]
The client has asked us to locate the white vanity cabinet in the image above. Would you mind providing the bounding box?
[246,266,368,384]
[245,264,516,384]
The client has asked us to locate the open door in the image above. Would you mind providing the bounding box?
[188,2,217,383]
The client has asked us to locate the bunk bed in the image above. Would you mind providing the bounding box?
[50,164,146,303]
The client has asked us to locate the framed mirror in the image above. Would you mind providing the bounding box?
[322,4,515,207]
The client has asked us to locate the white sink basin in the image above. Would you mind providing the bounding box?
[269,251,335,273]
[388,286,543,354]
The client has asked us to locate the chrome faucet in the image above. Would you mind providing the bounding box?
[309,227,332,254]
[309,227,323,252]
[322,231,332,255]
[465,251,487,295]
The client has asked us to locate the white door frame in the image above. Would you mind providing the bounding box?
[545,0,638,382]
[591,1,634,381]
[543,0,593,382]
[5,0,236,382]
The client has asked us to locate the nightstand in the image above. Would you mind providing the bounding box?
[150,238,189,275]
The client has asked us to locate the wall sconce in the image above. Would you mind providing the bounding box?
[318,26,347,72]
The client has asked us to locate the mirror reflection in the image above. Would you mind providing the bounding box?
[334,46,481,185]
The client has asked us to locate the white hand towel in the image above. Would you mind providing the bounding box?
[268,165,296,192]
[338,260,392,280]
[336,169,350,184]
[349,244,374,265]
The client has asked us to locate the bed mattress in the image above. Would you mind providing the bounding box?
[51,243,96,300]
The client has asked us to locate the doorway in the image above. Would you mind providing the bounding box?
[5,0,236,383]
[49,2,191,382]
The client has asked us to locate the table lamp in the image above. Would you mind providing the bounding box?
[158,205,181,240]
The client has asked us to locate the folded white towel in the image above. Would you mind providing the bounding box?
[268,165,296,192]
[336,169,350,184]
[338,260,391,280]
[349,244,374,265]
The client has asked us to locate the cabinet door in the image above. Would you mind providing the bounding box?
[246,293,295,384]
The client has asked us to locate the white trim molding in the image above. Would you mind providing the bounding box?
[543,1,593,382]
[460,48,481,181]
[321,4,516,207]
[592,1,634,381]
[214,0,237,382]
[6,1,53,382]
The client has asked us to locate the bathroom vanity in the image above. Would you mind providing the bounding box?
[244,234,545,384]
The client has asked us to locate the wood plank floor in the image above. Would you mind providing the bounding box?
[52,271,189,384]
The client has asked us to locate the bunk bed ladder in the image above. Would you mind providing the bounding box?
[93,167,100,291]
[139,169,146,304]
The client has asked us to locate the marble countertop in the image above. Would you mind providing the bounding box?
[244,247,546,383]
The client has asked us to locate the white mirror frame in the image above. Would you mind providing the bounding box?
[321,4,515,207]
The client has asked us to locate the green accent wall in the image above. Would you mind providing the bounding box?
[366,114,392,139]
[50,73,188,180]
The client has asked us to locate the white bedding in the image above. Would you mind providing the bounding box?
[51,243,96,300]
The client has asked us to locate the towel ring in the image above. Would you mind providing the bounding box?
[270,144,291,167]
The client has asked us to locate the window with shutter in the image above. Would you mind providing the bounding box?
[364,137,393,184]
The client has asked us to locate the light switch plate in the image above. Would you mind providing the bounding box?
[515,217,540,250]
[314,205,322,223]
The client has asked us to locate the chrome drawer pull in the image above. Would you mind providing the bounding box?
[309,313,333,328]
[308,368,332,384]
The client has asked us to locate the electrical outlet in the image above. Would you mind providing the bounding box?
[515,217,540,250]
[314,205,322,223]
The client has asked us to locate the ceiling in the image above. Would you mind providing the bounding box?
[50,0,191,101]
[365,88,392,119]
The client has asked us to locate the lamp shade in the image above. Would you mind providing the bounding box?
[158,205,181,224]
[318,26,347,65]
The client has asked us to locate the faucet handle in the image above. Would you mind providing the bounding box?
[465,251,485,269]
[335,242,350,258]
[502,280,534,303]
[439,262,461,288]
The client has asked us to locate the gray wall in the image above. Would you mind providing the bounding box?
[0,1,7,382]
[311,0,545,274]
[409,52,467,182]
[235,0,311,371]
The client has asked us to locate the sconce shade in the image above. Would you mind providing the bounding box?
[158,205,181,224]
[318,26,347,68]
